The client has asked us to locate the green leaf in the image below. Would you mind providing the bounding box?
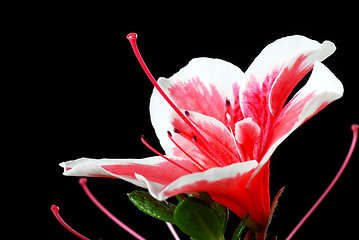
[214,201,229,234]
[232,214,250,240]
[128,190,176,223]
[174,197,224,240]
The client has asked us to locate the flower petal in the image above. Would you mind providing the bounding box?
[255,61,343,175]
[240,35,335,120]
[269,39,335,116]
[157,161,259,198]
[240,36,335,160]
[235,118,261,160]
[170,110,241,166]
[60,156,196,187]
[139,160,269,227]
[150,58,244,155]
[150,159,257,200]
[165,57,244,117]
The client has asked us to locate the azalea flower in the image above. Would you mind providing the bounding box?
[60,34,343,237]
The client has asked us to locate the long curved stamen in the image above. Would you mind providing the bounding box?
[141,135,193,173]
[286,124,358,240]
[166,222,181,240]
[51,205,90,240]
[167,131,206,171]
[79,178,146,240]
[126,33,223,167]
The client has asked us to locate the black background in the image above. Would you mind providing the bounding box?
[15,3,358,240]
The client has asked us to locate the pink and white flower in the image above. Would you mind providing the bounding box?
[60,34,343,231]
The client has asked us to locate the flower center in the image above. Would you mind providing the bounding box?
[225,100,250,162]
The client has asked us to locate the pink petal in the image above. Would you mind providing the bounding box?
[166,58,244,117]
[148,160,269,227]
[157,160,257,198]
[256,61,343,176]
[60,156,197,187]
[235,118,261,160]
[269,40,335,116]
[150,58,244,156]
[170,110,241,166]
[240,36,335,160]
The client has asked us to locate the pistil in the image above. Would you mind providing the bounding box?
[127,33,223,168]
[51,205,90,240]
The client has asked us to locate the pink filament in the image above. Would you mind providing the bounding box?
[286,124,358,240]
[79,178,146,240]
[141,135,193,173]
[167,131,206,171]
[126,33,223,167]
[51,204,90,240]
[166,222,181,240]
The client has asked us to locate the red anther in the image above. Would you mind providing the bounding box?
[225,99,231,107]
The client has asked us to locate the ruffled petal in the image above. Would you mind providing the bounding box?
[269,39,335,116]
[150,58,244,156]
[239,36,335,160]
[255,61,343,175]
[139,160,269,227]
[60,156,197,187]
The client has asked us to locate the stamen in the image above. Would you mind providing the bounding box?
[225,99,231,107]
[286,124,358,240]
[167,131,206,171]
[141,135,193,173]
[184,111,224,166]
[172,128,220,168]
[51,204,90,240]
[166,222,181,240]
[126,33,222,167]
[79,178,146,240]
[225,99,235,127]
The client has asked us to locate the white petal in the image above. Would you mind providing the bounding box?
[252,61,343,178]
[60,156,186,188]
[152,160,258,201]
[167,57,244,101]
[245,35,335,84]
[150,57,244,156]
